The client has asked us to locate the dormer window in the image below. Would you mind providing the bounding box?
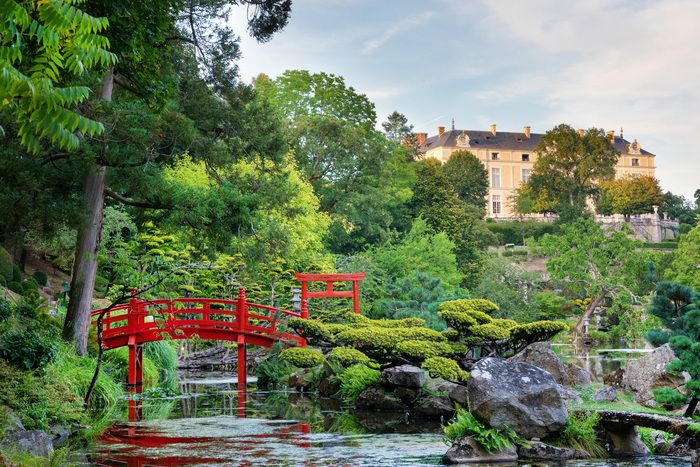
[491,152,500,161]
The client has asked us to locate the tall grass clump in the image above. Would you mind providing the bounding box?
[550,412,606,457]
[337,364,380,404]
[443,407,527,453]
[103,347,160,389]
[144,341,179,390]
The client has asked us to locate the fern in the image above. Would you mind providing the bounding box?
[443,407,528,453]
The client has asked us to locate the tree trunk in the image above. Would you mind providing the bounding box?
[62,68,113,355]
[684,397,698,418]
[574,293,605,337]
[62,165,106,355]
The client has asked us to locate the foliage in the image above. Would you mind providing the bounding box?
[0,0,117,152]
[509,321,569,346]
[336,364,380,404]
[32,270,48,286]
[0,246,12,281]
[256,349,295,389]
[382,110,413,143]
[0,328,58,370]
[597,175,664,215]
[395,340,454,360]
[328,347,371,367]
[279,347,326,368]
[652,387,688,410]
[516,124,618,217]
[485,220,559,246]
[422,356,468,382]
[443,408,527,452]
[550,411,606,457]
[667,222,700,290]
[442,150,488,210]
[660,191,698,226]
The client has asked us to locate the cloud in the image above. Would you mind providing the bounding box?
[362,12,436,54]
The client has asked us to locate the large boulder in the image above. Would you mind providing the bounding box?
[1,430,54,458]
[467,357,568,439]
[563,362,591,387]
[356,386,407,411]
[510,342,565,383]
[517,441,589,461]
[379,364,425,389]
[449,384,469,406]
[621,344,690,407]
[592,385,618,402]
[442,436,517,464]
[414,395,455,419]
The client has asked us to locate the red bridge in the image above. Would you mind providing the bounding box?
[91,273,366,394]
[91,287,305,392]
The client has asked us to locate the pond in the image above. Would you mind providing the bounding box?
[71,371,692,466]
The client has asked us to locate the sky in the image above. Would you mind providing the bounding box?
[230,0,700,199]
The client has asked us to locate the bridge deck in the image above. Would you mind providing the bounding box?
[574,409,700,439]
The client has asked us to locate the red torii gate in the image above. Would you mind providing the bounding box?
[295,272,365,317]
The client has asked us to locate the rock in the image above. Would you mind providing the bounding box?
[668,434,700,457]
[449,384,469,406]
[692,448,699,467]
[648,430,670,454]
[287,369,312,390]
[394,386,421,405]
[601,423,650,457]
[621,344,690,407]
[379,365,425,389]
[1,430,54,458]
[517,441,590,461]
[317,377,340,397]
[604,367,625,387]
[414,395,455,419]
[442,436,518,464]
[4,413,24,433]
[356,386,407,411]
[425,377,458,394]
[556,385,583,405]
[49,425,71,448]
[592,386,618,402]
[510,342,565,383]
[563,362,591,387]
[467,357,568,439]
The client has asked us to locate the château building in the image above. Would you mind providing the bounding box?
[416,124,656,218]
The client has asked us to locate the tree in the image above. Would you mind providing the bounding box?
[667,223,700,290]
[256,71,416,253]
[382,110,413,142]
[442,150,488,211]
[413,159,492,287]
[597,175,664,216]
[537,218,645,337]
[646,281,700,417]
[660,191,697,226]
[519,124,618,217]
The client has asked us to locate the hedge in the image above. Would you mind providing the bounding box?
[422,356,469,382]
[394,340,454,360]
[328,347,371,367]
[279,347,326,368]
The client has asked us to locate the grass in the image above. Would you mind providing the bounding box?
[336,364,380,404]
[549,412,607,458]
[443,408,528,453]
[571,384,676,416]
[638,427,673,453]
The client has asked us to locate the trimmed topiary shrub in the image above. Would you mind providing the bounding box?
[328,347,370,367]
[422,356,468,382]
[469,323,510,341]
[394,340,454,360]
[288,318,329,342]
[279,347,326,368]
[652,387,687,410]
[509,321,569,348]
[21,279,38,294]
[32,270,48,287]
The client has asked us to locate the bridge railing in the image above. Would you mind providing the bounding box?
[91,288,305,349]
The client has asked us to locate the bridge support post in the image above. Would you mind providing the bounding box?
[237,337,247,390]
[127,340,144,393]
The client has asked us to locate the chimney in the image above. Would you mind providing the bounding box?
[412,132,427,147]
[438,126,445,136]
[523,126,531,139]
[607,130,615,142]
[577,128,585,137]
[489,123,497,136]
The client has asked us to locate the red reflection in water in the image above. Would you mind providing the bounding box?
[93,388,313,466]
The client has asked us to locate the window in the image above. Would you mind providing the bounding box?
[522,169,531,183]
[492,195,501,215]
[631,173,640,178]
[521,154,529,161]
[632,158,639,166]
[491,152,500,160]
[491,168,501,188]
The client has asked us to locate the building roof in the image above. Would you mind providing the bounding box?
[419,129,655,156]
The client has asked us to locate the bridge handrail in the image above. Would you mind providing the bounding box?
[90,291,305,348]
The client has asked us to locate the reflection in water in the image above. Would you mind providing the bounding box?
[79,372,690,467]
[552,343,652,382]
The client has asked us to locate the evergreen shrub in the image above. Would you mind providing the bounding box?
[279,347,326,368]
[328,347,370,367]
[0,247,12,282]
[0,328,58,370]
[422,356,468,381]
[32,270,48,286]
